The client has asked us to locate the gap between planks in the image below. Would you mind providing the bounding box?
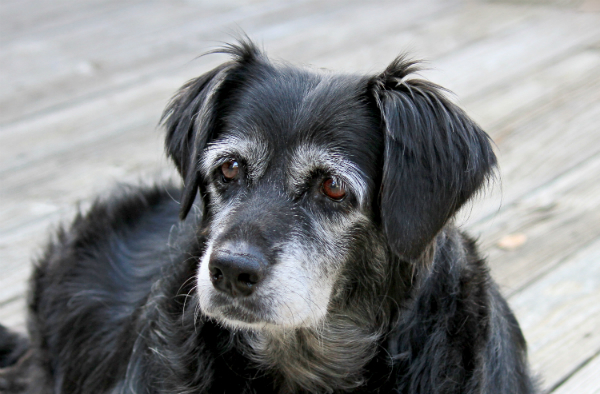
[551,352,600,394]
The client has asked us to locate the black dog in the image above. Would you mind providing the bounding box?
[0,40,536,393]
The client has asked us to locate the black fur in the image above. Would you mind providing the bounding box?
[0,40,536,393]
[0,326,28,370]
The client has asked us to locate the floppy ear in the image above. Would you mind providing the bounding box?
[161,64,231,219]
[370,57,497,260]
[161,41,262,219]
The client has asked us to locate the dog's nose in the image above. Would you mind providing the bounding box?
[208,250,265,297]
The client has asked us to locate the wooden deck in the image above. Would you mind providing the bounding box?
[1,0,599,391]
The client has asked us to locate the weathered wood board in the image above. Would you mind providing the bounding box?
[552,354,600,394]
[510,238,600,391]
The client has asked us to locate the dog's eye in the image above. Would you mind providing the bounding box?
[322,177,346,201]
[221,159,240,182]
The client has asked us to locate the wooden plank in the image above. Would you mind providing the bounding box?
[0,124,173,234]
[0,0,451,125]
[509,238,600,391]
[551,354,600,394]
[0,74,181,175]
[419,8,600,101]
[0,3,224,123]
[259,0,507,68]
[0,0,145,40]
[463,49,600,133]
[0,297,27,333]
[0,0,300,41]
[306,3,600,95]
[12,0,597,130]
[304,1,547,70]
[458,67,600,228]
[470,153,600,293]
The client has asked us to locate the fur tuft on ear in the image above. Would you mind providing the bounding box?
[161,40,262,219]
[370,56,497,260]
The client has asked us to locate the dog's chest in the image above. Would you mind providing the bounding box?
[238,324,380,393]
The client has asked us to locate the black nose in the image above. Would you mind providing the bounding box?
[208,249,265,297]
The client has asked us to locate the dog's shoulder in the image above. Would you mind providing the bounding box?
[375,225,534,393]
[26,182,194,392]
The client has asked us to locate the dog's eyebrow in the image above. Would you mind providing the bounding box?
[288,144,369,207]
[201,133,270,180]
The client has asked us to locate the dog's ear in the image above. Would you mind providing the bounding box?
[370,57,497,260]
[161,64,231,219]
[161,41,261,219]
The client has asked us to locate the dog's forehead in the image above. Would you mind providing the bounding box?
[232,68,371,137]
[222,64,382,176]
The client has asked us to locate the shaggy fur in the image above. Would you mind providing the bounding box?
[0,40,536,393]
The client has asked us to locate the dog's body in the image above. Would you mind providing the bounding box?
[0,41,535,393]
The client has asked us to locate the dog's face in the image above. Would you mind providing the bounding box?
[195,70,383,329]
[162,42,496,330]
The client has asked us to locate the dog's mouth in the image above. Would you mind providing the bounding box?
[204,292,274,327]
[218,305,263,325]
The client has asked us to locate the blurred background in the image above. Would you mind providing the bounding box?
[1,0,599,391]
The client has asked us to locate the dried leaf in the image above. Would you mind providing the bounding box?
[497,233,528,250]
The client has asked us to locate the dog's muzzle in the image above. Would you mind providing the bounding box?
[208,245,266,298]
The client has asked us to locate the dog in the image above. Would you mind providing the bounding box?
[0,40,536,393]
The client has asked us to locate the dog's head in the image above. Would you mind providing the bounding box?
[162,41,496,330]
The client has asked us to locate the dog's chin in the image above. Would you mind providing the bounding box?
[206,305,267,330]
[198,291,324,331]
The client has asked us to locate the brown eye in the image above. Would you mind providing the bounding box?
[221,159,239,182]
[322,177,346,201]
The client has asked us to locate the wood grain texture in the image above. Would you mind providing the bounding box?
[509,238,600,391]
[551,354,600,394]
[456,48,600,225]
[0,0,450,125]
[469,131,600,292]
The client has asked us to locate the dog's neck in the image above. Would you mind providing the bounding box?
[242,315,382,393]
